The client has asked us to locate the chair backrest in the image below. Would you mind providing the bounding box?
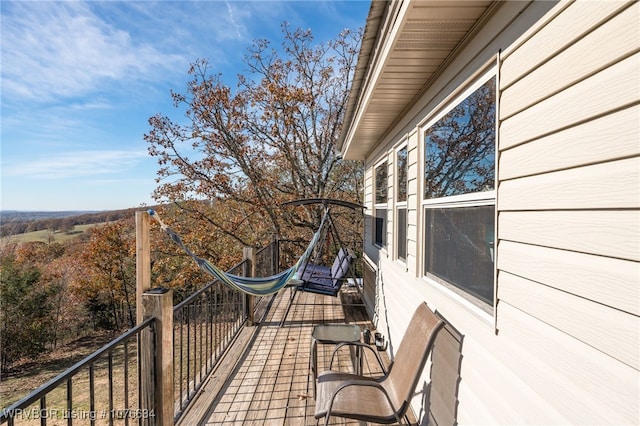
[329,248,347,276]
[330,248,353,284]
[383,302,444,415]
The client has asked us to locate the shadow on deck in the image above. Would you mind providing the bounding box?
[177,288,401,425]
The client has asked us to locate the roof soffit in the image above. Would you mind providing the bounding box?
[340,0,495,161]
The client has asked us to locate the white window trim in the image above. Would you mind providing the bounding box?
[395,206,408,263]
[418,63,498,130]
[422,191,495,208]
[420,66,498,313]
[423,273,494,322]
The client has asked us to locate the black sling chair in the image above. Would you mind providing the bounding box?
[280,199,364,326]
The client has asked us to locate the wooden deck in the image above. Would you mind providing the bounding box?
[177,287,404,425]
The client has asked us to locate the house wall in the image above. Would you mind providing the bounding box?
[362,1,639,424]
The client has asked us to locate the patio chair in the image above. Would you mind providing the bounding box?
[314,302,445,425]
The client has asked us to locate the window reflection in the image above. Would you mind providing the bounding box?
[424,78,496,199]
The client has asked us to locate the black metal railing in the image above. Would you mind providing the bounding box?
[1,239,281,425]
[171,240,279,420]
[255,238,279,278]
[172,272,246,419]
[0,318,155,426]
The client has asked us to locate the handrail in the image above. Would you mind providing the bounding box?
[0,318,154,423]
[1,239,281,425]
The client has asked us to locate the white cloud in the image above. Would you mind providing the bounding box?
[3,150,149,179]
[1,1,183,103]
[224,0,244,40]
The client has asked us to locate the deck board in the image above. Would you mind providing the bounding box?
[180,287,409,425]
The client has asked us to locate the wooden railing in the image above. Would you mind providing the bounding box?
[1,213,280,426]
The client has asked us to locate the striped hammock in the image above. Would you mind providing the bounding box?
[148,209,327,296]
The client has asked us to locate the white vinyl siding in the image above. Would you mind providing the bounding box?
[356,1,639,424]
[405,130,420,273]
[499,2,638,119]
[496,0,639,422]
[499,106,639,180]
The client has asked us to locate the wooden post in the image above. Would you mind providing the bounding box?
[141,288,173,426]
[136,211,151,324]
[243,247,256,325]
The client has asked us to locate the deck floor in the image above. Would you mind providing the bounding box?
[178,287,404,425]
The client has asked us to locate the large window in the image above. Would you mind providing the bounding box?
[374,161,387,247]
[396,146,408,261]
[423,74,496,307]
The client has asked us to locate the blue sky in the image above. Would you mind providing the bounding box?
[0,0,369,212]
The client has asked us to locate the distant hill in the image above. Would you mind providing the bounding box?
[0,207,155,237]
[1,211,100,221]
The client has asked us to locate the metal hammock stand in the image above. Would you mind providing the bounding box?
[279,199,365,326]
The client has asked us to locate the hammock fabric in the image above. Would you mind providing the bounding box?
[148,209,327,297]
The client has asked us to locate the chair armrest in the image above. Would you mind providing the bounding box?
[329,341,387,375]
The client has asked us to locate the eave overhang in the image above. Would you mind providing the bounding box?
[339,0,496,160]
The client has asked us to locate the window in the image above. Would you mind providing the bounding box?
[396,146,408,261]
[397,207,407,260]
[397,147,408,203]
[423,74,496,307]
[424,205,494,304]
[374,162,387,247]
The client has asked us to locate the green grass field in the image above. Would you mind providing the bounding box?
[3,224,98,244]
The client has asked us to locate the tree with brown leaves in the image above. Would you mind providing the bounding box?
[145,24,363,255]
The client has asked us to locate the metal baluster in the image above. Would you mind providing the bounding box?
[66,374,72,426]
[89,364,95,426]
[123,340,129,426]
[40,395,46,426]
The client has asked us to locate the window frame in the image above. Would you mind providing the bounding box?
[395,144,408,263]
[374,160,388,249]
[420,68,498,314]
